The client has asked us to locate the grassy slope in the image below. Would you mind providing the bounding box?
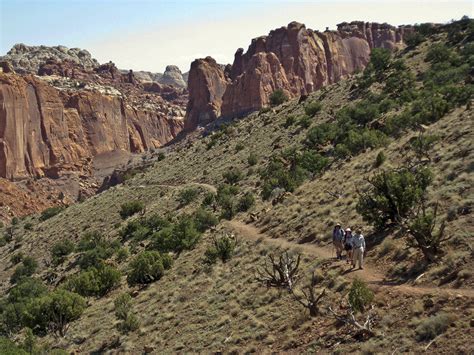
[0,34,472,353]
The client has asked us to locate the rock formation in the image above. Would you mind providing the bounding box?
[185,57,229,131]
[0,72,183,180]
[120,66,188,88]
[185,21,413,129]
[0,44,99,74]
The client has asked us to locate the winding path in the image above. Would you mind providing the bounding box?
[224,219,474,298]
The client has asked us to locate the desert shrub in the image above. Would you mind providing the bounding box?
[39,206,64,221]
[156,152,165,161]
[205,234,237,264]
[10,252,24,265]
[0,337,28,354]
[235,142,245,152]
[269,89,288,106]
[76,231,117,269]
[8,278,47,304]
[238,192,255,212]
[247,152,258,166]
[410,94,449,124]
[283,115,296,128]
[0,221,3,229]
[62,265,121,297]
[178,188,199,206]
[365,48,392,80]
[356,167,432,229]
[11,217,19,225]
[374,151,386,167]
[426,43,454,63]
[223,168,243,185]
[114,293,132,320]
[297,114,312,128]
[116,247,129,262]
[405,32,425,47]
[334,143,351,159]
[415,313,453,341]
[300,150,329,174]
[119,214,171,242]
[201,192,216,207]
[151,215,201,253]
[24,289,85,336]
[119,201,144,219]
[410,134,439,160]
[304,101,322,116]
[127,251,172,286]
[51,239,74,265]
[215,184,239,219]
[23,222,33,231]
[193,208,218,232]
[117,313,140,333]
[338,101,380,126]
[10,257,38,284]
[306,123,338,147]
[348,278,374,313]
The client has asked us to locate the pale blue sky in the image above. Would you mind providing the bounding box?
[1,0,472,72]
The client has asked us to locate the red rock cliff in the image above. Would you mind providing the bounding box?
[185,21,412,129]
[0,72,183,179]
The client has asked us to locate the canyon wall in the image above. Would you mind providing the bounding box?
[185,21,413,129]
[0,72,182,180]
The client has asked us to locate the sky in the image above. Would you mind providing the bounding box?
[1,0,472,73]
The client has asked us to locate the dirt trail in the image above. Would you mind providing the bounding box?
[129,181,217,193]
[224,219,474,298]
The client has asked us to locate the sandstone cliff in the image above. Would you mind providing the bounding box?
[185,21,413,129]
[0,72,183,180]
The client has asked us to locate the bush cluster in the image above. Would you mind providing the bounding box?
[178,187,199,206]
[127,251,172,286]
[269,89,288,106]
[119,201,144,219]
[76,231,119,269]
[39,206,65,221]
[204,234,238,264]
[10,257,38,284]
[62,264,121,297]
[114,293,140,333]
[51,239,74,265]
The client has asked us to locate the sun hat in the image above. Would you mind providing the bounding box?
[345,228,351,232]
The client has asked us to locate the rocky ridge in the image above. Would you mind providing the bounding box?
[185,21,413,129]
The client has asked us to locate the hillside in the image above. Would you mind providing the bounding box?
[0,19,472,353]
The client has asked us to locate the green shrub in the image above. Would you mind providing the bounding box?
[269,89,288,106]
[117,313,140,333]
[51,239,74,265]
[10,257,38,284]
[11,217,19,225]
[366,48,392,77]
[8,278,47,303]
[247,152,258,166]
[156,152,166,161]
[119,201,144,219]
[114,293,132,320]
[306,123,338,147]
[238,192,255,212]
[151,215,201,253]
[10,252,24,265]
[426,44,454,63]
[297,115,312,128]
[334,144,351,159]
[116,247,129,262]
[410,134,439,160]
[300,150,329,174]
[235,142,245,152]
[304,101,322,116]
[374,151,386,167]
[223,168,243,185]
[405,32,425,47]
[356,167,432,229]
[193,208,218,232]
[283,115,296,128]
[0,337,28,354]
[24,222,33,231]
[348,278,374,313]
[205,234,237,264]
[76,231,117,269]
[178,188,199,206]
[415,313,453,341]
[127,251,172,286]
[201,192,216,207]
[62,265,121,297]
[39,206,64,221]
[24,289,85,336]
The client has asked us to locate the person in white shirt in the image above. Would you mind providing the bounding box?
[352,229,366,270]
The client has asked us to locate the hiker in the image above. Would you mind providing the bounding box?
[343,228,354,265]
[352,229,366,270]
[332,223,344,260]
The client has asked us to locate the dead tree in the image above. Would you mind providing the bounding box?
[291,272,326,317]
[256,251,300,291]
[328,304,376,338]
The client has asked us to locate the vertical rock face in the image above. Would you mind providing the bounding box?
[0,73,183,180]
[184,57,229,130]
[185,21,412,129]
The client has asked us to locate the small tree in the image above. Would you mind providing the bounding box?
[348,278,374,313]
[256,252,300,291]
[114,293,140,333]
[127,251,172,286]
[51,239,75,265]
[223,168,243,185]
[238,192,255,212]
[356,167,432,229]
[304,101,322,116]
[178,188,199,206]
[269,89,288,106]
[11,257,38,284]
[119,201,144,219]
[204,234,237,264]
[24,289,86,337]
[39,206,64,221]
[291,272,326,317]
[62,265,121,297]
